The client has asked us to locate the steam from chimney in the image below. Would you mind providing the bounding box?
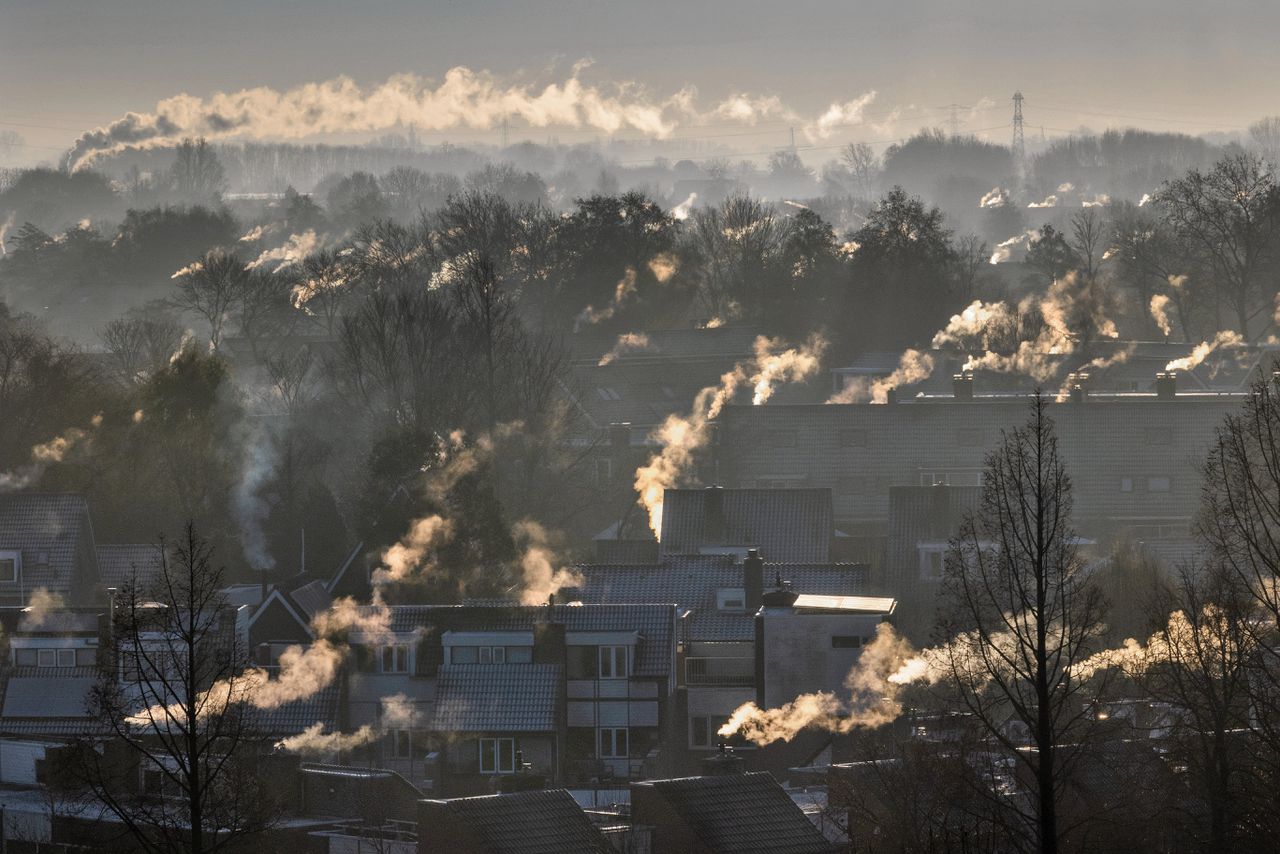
[989,230,1039,264]
[670,193,697,221]
[1082,193,1111,208]
[0,414,104,493]
[647,253,679,283]
[245,230,322,273]
[1149,294,1173,337]
[598,332,654,366]
[576,268,637,330]
[274,722,378,755]
[64,66,879,169]
[1164,330,1244,372]
[22,588,66,629]
[513,520,584,605]
[827,349,935,404]
[979,187,1008,209]
[232,422,279,571]
[719,623,915,744]
[1027,194,1058,209]
[635,334,826,535]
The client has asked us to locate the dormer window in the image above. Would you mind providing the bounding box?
[716,588,746,612]
[0,552,19,583]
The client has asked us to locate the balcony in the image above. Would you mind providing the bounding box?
[684,656,754,687]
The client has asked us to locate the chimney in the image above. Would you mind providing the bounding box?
[705,485,727,545]
[885,387,898,405]
[1068,371,1089,403]
[761,574,798,608]
[952,372,974,400]
[608,422,631,450]
[744,548,764,613]
[701,742,746,776]
[1156,371,1177,400]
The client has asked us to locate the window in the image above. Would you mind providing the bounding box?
[386,729,413,760]
[380,644,409,673]
[36,648,76,669]
[1120,477,1134,493]
[716,588,746,612]
[691,716,709,747]
[1148,476,1172,493]
[598,645,628,679]
[479,738,515,774]
[831,635,864,649]
[598,727,629,759]
[918,546,947,581]
[0,553,17,583]
[479,646,506,664]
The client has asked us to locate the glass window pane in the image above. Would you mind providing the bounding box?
[498,739,514,773]
[493,647,506,664]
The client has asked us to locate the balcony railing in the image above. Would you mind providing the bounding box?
[684,656,754,687]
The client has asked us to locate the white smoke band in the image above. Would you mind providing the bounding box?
[0,414,103,493]
[598,332,654,366]
[66,67,877,169]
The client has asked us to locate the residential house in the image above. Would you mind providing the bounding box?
[717,383,1243,544]
[417,788,613,854]
[0,494,105,607]
[340,603,678,797]
[630,770,839,854]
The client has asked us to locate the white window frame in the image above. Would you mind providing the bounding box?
[386,729,413,760]
[478,738,515,774]
[918,544,948,581]
[0,552,19,583]
[598,645,628,680]
[598,727,629,759]
[479,646,506,664]
[380,644,410,674]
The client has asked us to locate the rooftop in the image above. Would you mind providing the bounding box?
[419,788,611,854]
[431,664,562,732]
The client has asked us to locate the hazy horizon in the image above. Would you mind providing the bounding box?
[3,0,1279,167]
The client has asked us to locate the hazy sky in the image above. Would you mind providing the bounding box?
[3,0,1279,163]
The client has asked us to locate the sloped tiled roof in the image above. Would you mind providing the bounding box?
[659,488,833,563]
[0,494,96,595]
[252,683,340,736]
[636,771,836,853]
[570,556,868,641]
[430,663,561,732]
[360,604,675,677]
[0,674,97,725]
[422,788,610,854]
[96,544,161,590]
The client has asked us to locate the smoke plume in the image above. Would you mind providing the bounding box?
[245,230,322,274]
[232,422,278,571]
[513,520,584,605]
[635,334,826,535]
[979,188,1008,209]
[65,67,878,169]
[1164,330,1244,372]
[827,349,935,405]
[1150,294,1173,337]
[576,269,637,330]
[719,624,916,744]
[598,332,654,366]
[22,588,66,629]
[0,414,103,493]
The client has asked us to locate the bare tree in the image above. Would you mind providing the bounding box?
[79,525,279,853]
[101,309,185,385]
[1138,563,1260,851]
[1156,153,1280,338]
[1199,370,1280,808]
[168,138,227,204]
[939,394,1108,854]
[172,251,250,351]
[842,142,881,199]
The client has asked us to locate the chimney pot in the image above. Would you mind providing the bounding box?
[952,372,974,401]
[744,549,764,613]
[1156,371,1177,400]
